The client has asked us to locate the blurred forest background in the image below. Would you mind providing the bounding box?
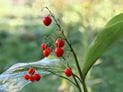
[0,0,123,92]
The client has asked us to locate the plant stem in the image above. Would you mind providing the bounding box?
[73,73,83,83]
[44,7,83,79]
[82,80,88,92]
[42,7,88,92]
[72,75,82,92]
[73,73,88,92]
[48,70,78,87]
[62,31,84,79]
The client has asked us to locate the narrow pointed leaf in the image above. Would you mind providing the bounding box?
[82,14,123,77]
[106,13,123,27]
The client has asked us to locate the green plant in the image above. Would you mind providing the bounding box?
[0,7,123,92]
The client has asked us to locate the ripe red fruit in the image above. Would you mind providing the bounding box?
[33,74,41,81]
[28,68,35,75]
[43,16,52,26]
[55,47,64,57]
[29,75,35,82]
[47,47,52,52]
[41,43,47,50]
[43,48,51,57]
[23,74,30,80]
[55,38,65,48]
[64,68,72,77]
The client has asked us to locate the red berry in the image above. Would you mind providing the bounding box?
[47,47,52,52]
[23,74,30,80]
[64,68,72,77]
[43,16,52,26]
[43,48,51,57]
[33,74,41,81]
[29,75,35,82]
[28,67,35,75]
[55,47,64,57]
[55,38,65,48]
[41,43,47,50]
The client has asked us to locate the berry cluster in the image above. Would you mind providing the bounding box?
[41,38,65,57]
[42,15,72,77]
[55,38,64,57]
[41,16,65,58]
[41,43,51,57]
[23,67,41,82]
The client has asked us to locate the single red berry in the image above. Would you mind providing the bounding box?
[47,47,52,52]
[41,43,47,50]
[43,48,51,57]
[55,38,65,48]
[28,67,35,75]
[64,68,72,77]
[43,16,52,26]
[23,74,30,80]
[55,47,64,57]
[33,74,41,81]
[29,75,35,82]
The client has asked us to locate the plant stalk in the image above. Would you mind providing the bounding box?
[42,7,88,92]
[72,74,82,92]
[82,80,88,92]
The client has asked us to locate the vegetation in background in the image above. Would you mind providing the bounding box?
[0,0,123,92]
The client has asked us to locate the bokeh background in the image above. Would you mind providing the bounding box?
[0,0,123,92]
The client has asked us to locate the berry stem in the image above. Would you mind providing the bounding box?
[48,70,78,87]
[42,7,83,79]
[62,31,84,80]
[72,74,82,92]
[73,73,88,92]
[42,7,88,92]
[72,73,83,84]
[82,80,88,92]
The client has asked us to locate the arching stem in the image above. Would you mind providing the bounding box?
[41,7,88,92]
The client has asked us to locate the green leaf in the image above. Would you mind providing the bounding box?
[82,14,123,77]
[106,13,123,27]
